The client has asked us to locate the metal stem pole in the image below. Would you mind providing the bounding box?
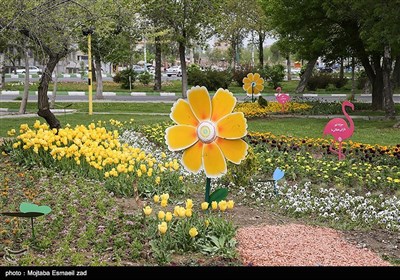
[30,217,35,240]
[205,177,211,203]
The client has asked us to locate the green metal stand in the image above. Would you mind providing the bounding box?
[205,177,211,203]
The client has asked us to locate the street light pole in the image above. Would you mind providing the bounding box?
[88,32,93,115]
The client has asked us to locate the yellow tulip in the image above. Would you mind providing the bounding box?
[211,201,218,210]
[158,211,165,220]
[165,212,172,222]
[153,195,160,203]
[201,202,209,210]
[186,199,193,209]
[227,200,235,210]
[185,209,192,217]
[160,199,168,207]
[189,227,198,238]
[160,193,169,201]
[218,200,227,212]
[158,222,168,235]
[143,206,152,216]
[178,207,186,218]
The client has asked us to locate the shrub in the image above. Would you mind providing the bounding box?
[306,74,332,91]
[113,68,137,89]
[232,65,255,87]
[263,64,285,89]
[188,65,232,91]
[331,76,348,88]
[139,71,152,85]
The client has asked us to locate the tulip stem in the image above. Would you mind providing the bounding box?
[205,177,211,203]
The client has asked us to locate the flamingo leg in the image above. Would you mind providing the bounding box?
[329,141,339,156]
[338,141,345,160]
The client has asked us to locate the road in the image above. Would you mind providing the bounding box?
[1,93,400,103]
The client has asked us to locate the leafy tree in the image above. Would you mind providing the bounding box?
[141,0,218,98]
[215,0,250,71]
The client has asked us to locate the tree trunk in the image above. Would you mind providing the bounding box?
[350,56,356,101]
[179,41,187,98]
[393,55,400,89]
[0,53,5,89]
[286,54,291,81]
[153,35,162,91]
[382,45,396,119]
[258,32,264,68]
[371,55,384,110]
[95,54,103,99]
[19,47,30,114]
[37,55,61,129]
[339,57,344,80]
[51,62,58,109]
[295,57,317,93]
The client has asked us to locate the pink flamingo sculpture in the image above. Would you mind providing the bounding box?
[275,87,291,112]
[323,101,355,160]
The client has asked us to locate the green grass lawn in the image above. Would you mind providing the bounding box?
[248,117,399,146]
[1,108,398,145]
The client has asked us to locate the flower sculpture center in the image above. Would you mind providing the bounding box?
[197,121,217,144]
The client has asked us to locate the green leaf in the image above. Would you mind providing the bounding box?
[19,202,51,215]
[209,188,228,203]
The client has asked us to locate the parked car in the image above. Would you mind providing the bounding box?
[317,67,333,73]
[166,66,182,77]
[16,66,42,74]
[132,65,145,74]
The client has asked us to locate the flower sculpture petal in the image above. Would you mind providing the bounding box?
[165,86,248,178]
[243,73,264,95]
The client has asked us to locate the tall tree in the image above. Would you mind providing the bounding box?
[248,0,270,68]
[142,0,217,98]
[215,0,249,70]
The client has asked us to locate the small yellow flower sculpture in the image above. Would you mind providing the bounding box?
[243,73,264,96]
[165,86,248,178]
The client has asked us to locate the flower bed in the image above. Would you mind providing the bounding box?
[234,101,312,118]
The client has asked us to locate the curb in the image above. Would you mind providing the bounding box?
[0,91,382,97]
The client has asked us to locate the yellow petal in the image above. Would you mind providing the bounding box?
[165,125,198,151]
[243,77,251,84]
[202,142,227,178]
[253,73,261,80]
[216,138,248,164]
[187,86,211,121]
[256,77,264,85]
[211,88,236,122]
[253,84,264,94]
[170,99,199,126]
[217,112,247,139]
[243,84,252,93]
[247,73,254,80]
[182,141,203,173]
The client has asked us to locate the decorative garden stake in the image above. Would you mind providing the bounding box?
[1,202,52,240]
[165,86,248,204]
[243,73,264,102]
[323,101,354,160]
[275,87,291,112]
[272,167,285,195]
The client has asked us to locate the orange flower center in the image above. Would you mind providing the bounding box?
[197,121,217,144]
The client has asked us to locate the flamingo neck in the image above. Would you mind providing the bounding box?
[342,103,354,131]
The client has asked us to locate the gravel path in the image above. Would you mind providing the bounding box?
[237,224,391,266]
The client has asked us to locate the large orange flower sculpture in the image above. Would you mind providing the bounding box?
[165,86,248,178]
[243,73,264,95]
